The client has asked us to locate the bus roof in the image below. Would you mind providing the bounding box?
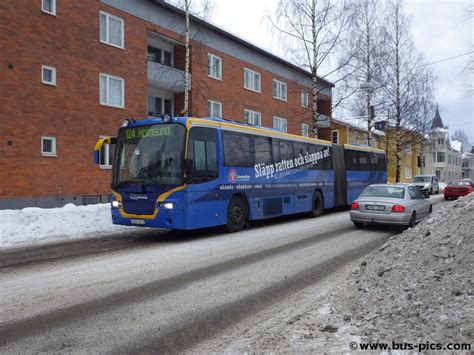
[125,116,384,153]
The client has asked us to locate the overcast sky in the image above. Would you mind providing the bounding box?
[204,0,474,145]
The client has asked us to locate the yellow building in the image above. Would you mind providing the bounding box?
[331,117,420,183]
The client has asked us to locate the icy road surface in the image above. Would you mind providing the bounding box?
[0,195,446,353]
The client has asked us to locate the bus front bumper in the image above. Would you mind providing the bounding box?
[111,207,186,230]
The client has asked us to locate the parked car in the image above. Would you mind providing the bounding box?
[444,180,473,200]
[411,175,439,195]
[350,184,432,228]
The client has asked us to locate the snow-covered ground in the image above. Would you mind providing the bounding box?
[0,203,134,249]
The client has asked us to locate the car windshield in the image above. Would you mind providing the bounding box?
[360,186,405,199]
[412,176,431,183]
[112,124,186,187]
[448,181,470,186]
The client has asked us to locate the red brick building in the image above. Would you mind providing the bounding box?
[0,0,333,209]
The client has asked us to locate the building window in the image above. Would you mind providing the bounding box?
[301,123,309,137]
[404,146,412,155]
[41,136,56,156]
[244,109,261,126]
[99,136,112,169]
[208,53,222,80]
[301,92,309,107]
[437,137,444,145]
[273,116,287,133]
[148,96,172,115]
[273,79,287,101]
[437,152,445,163]
[147,46,172,67]
[100,73,125,108]
[42,0,56,15]
[332,130,339,143]
[100,11,124,49]
[244,68,261,92]
[41,65,56,86]
[405,166,412,179]
[208,100,222,118]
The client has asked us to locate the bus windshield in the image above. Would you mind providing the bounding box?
[112,124,186,187]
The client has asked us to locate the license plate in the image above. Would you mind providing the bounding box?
[366,205,385,211]
[131,219,145,225]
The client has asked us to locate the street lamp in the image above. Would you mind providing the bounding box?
[360,81,374,147]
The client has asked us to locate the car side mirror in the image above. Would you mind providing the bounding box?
[185,158,194,174]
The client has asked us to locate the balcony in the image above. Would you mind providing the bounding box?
[147,61,190,94]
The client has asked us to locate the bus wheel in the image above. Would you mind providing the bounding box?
[309,191,323,218]
[226,196,247,233]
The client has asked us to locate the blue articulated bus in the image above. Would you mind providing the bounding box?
[93,116,387,232]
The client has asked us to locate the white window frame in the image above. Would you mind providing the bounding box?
[41,136,57,157]
[273,79,288,101]
[301,123,309,137]
[99,136,112,169]
[405,166,412,179]
[100,73,125,109]
[244,109,262,126]
[332,130,339,144]
[208,53,222,80]
[42,0,56,15]
[244,68,261,93]
[301,92,309,107]
[208,100,222,118]
[273,116,288,133]
[41,65,56,86]
[99,11,125,49]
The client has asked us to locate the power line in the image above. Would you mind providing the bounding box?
[416,51,474,68]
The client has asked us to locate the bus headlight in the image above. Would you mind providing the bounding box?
[160,202,174,209]
[112,200,122,208]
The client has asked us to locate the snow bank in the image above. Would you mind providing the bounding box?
[331,193,474,345]
[0,203,132,249]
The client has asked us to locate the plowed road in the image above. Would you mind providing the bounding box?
[0,196,446,353]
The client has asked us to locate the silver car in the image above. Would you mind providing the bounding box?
[411,175,439,195]
[350,184,432,228]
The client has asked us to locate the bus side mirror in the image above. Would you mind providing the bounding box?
[185,158,194,174]
[93,137,116,165]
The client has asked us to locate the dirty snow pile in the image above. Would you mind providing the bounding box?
[0,203,133,249]
[332,193,474,345]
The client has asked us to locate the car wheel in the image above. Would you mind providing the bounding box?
[430,187,433,195]
[353,221,364,229]
[309,191,323,218]
[408,212,416,228]
[428,205,432,214]
[225,196,247,233]
[444,196,448,200]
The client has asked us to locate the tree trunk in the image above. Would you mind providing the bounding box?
[311,0,319,139]
[183,0,190,116]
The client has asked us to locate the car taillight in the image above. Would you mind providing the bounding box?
[391,205,405,213]
[351,202,359,210]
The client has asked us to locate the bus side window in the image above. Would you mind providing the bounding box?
[358,151,370,171]
[345,150,359,171]
[370,152,379,171]
[188,127,217,183]
[254,136,272,164]
[279,140,293,161]
[271,138,281,162]
[223,132,253,167]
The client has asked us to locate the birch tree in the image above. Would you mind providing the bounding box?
[167,0,213,116]
[269,0,351,138]
[381,0,422,182]
[337,0,386,146]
